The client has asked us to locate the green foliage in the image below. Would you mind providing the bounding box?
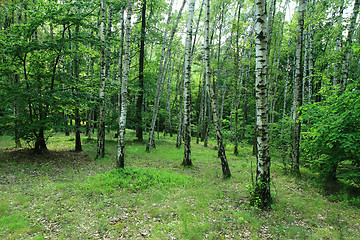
[270,117,293,170]
[301,85,360,182]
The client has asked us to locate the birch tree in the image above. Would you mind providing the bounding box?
[204,0,231,178]
[251,0,271,208]
[117,0,133,168]
[291,0,306,175]
[96,0,107,159]
[146,0,186,152]
[182,0,196,167]
[74,14,82,152]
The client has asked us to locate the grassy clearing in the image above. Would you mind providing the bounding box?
[0,131,359,239]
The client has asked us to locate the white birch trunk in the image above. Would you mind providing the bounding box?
[251,0,271,208]
[146,0,184,152]
[204,0,231,178]
[96,0,107,159]
[182,0,196,166]
[166,60,173,137]
[117,7,125,113]
[176,64,185,148]
[291,0,305,175]
[302,31,308,106]
[308,29,314,103]
[116,0,133,168]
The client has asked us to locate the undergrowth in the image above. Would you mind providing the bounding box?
[81,167,195,194]
[0,131,359,239]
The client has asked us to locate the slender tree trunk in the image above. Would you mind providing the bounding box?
[176,62,185,148]
[146,0,184,152]
[204,0,231,178]
[196,74,205,143]
[308,29,314,103]
[204,92,211,148]
[116,0,133,168]
[182,0,195,167]
[117,6,125,117]
[241,63,250,140]
[282,36,292,126]
[219,81,226,130]
[13,74,21,148]
[266,0,276,55]
[231,2,242,143]
[291,0,306,175]
[166,60,173,137]
[215,2,226,104]
[200,74,207,142]
[302,31,308,103]
[136,0,146,142]
[88,57,95,140]
[96,0,107,159]
[74,15,82,152]
[146,0,174,151]
[251,0,271,208]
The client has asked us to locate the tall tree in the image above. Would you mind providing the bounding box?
[291,0,306,175]
[251,0,271,208]
[117,0,133,168]
[232,2,242,156]
[74,10,82,152]
[96,0,107,159]
[135,0,146,142]
[182,0,196,167]
[204,0,231,178]
[146,0,179,152]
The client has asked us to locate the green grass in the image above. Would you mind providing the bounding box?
[0,131,359,239]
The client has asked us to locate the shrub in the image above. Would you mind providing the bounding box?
[301,84,360,182]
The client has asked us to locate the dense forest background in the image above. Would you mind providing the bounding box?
[1,0,360,209]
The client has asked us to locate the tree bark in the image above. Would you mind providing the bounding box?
[13,74,21,148]
[146,0,185,152]
[166,60,173,137]
[308,28,314,103]
[251,0,271,208]
[136,0,146,142]
[204,0,231,178]
[182,0,195,167]
[116,0,133,168]
[176,62,185,148]
[74,13,82,152]
[96,0,107,159]
[291,0,305,176]
[117,6,125,118]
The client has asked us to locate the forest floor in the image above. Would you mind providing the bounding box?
[0,131,360,239]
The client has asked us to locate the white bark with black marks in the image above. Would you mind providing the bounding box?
[251,0,271,208]
[182,0,195,167]
[146,0,185,152]
[117,0,133,168]
[291,0,305,175]
[96,0,107,159]
[204,0,231,178]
